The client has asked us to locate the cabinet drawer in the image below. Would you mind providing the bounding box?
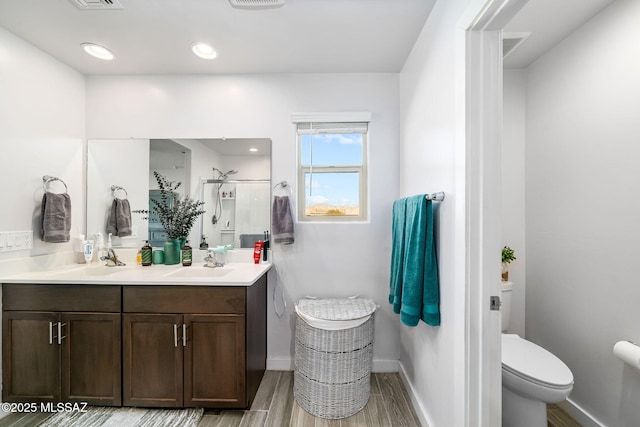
[2,284,121,312]
[123,286,245,314]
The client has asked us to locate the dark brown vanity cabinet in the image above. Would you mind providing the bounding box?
[123,313,245,408]
[2,284,122,406]
[2,274,266,410]
[122,275,266,409]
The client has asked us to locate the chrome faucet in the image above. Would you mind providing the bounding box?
[204,249,224,268]
[100,248,126,267]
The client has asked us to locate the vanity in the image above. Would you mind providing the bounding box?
[1,262,269,410]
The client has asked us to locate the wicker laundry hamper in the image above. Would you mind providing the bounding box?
[293,298,376,419]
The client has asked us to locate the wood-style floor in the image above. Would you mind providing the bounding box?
[198,371,421,427]
[547,404,582,427]
[0,371,582,427]
[0,371,420,427]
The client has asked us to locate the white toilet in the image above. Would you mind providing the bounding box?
[500,281,574,427]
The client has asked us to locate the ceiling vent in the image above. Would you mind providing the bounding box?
[503,32,530,58]
[229,0,285,9]
[68,0,124,10]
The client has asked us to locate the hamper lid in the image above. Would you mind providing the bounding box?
[296,297,377,321]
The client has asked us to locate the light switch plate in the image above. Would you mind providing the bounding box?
[0,231,33,252]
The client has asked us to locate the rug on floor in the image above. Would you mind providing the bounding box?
[36,407,204,427]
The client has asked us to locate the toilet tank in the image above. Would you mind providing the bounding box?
[500,281,513,332]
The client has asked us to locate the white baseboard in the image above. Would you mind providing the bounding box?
[266,358,294,371]
[398,362,430,427]
[267,357,400,373]
[372,359,399,372]
[558,398,607,427]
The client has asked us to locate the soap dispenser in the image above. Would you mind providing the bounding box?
[199,235,208,250]
[141,241,152,266]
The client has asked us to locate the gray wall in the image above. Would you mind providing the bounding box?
[525,1,640,425]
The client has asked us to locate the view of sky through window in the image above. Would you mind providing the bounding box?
[300,132,364,216]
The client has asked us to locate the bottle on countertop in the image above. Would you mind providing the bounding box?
[136,248,142,265]
[182,240,193,266]
[253,240,264,264]
[141,240,152,266]
[199,235,208,250]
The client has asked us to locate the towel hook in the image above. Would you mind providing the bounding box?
[111,185,128,200]
[42,175,68,194]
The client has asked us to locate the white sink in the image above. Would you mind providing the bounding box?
[46,266,127,277]
[164,266,233,279]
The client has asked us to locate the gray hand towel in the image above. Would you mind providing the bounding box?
[41,192,71,243]
[272,195,294,244]
[106,199,132,237]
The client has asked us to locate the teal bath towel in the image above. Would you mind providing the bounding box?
[422,198,440,326]
[399,195,426,326]
[389,198,407,314]
[390,194,440,327]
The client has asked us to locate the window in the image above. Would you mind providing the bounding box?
[295,119,369,221]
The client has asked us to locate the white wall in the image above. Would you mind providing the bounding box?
[397,0,471,425]
[0,27,85,262]
[525,1,640,425]
[85,73,401,370]
[87,139,150,248]
[502,70,526,336]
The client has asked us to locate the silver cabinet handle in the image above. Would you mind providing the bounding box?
[49,322,54,345]
[58,322,66,345]
[182,324,187,347]
[174,324,178,347]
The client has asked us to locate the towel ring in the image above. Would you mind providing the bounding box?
[111,185,128,200]
[42,175,68,194]
[273,180,289,190]
[273,180,292,196]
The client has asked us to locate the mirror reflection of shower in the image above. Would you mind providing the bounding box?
[211,167,238,225]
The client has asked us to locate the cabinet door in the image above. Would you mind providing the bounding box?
[61,313,121,406]
[183,314,246,408]
[2,312,60,402]
[123,313,183,407]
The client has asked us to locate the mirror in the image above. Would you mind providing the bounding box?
[86,138,271,248]
[201,179,271,249]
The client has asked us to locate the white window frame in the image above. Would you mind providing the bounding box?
[292,112,371,222]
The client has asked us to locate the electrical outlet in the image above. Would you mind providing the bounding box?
[23,231,33,249]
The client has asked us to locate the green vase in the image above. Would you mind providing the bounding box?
[163,238,181,265]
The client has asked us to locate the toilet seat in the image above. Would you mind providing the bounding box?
[502,334,574,389]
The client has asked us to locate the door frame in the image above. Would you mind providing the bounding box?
[462,0,528,426]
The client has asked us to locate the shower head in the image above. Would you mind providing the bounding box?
[213,167,238,180]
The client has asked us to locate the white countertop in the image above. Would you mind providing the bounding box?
[0,262,272,286]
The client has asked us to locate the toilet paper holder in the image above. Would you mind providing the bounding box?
[613,340,640,370]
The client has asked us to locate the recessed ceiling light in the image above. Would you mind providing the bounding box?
[191,43,218,60]
[81,43,115,60]
[249,148,258,152]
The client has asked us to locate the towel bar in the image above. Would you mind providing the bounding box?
[42,175,68,194]
[426,192,445,202]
